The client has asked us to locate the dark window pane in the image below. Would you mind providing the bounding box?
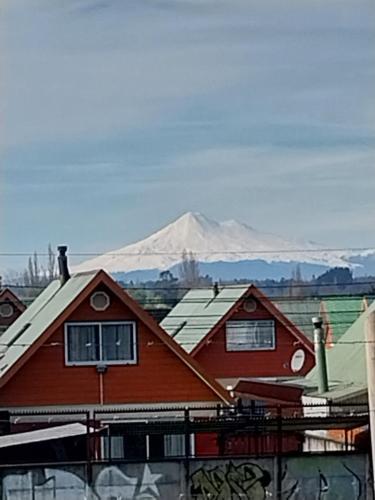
[124,435,147,460]
[149,434,165,459]
[67,325,100,362]
[102,324,134,361]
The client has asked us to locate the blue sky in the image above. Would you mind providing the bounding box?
[1,0,375,271]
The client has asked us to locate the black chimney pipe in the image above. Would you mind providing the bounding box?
[57,245,70,286]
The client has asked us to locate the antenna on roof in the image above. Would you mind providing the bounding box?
[57,246,70,286]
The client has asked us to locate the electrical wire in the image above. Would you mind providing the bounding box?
[2,281,375,290]
[0,245,374,256]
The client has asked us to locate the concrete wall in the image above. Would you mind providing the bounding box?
[0,453,370,499]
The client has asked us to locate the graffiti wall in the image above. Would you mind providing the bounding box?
[190,455,370,499]
[281,455,369,500]
[0,463,182,500]
[0,454,370,499]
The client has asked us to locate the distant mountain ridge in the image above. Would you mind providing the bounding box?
[73,212,375,280]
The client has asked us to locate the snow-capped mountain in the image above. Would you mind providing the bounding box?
[73,212,357,280]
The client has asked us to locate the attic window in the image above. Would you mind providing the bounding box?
[90,292,110,311]
[65,322,137,366]
[226,320,275,351]
[0,303,14,318]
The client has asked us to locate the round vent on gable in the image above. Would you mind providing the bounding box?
[0,303,14,318]
[90,291,110,311]
[243,298,257,313]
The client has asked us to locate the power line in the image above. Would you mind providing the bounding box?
[0,338,374,348]
[0,301,368,317]
[0,246,374,257]
[2,280,375,291]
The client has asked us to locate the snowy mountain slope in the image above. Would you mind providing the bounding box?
[73,212,352,274]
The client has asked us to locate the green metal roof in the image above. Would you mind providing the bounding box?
[306,382,367,402]
[322,296,372,342]
[160,286,249,353]
[273,298,321,342]
[307,299,375,393]
[0,271,98,381]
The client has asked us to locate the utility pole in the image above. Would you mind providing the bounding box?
[365,311,375,495]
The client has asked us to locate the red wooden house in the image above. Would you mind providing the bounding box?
[0,288,26,335]
[161,285,315,455]
[161,284,315,380]
[0,251,231,460]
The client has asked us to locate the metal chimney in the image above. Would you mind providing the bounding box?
[312,316,328,394]
[213,282,219,298]
[57,246,70,286]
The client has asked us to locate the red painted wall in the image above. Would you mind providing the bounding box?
[0,291,25,329]
[194,299,315,379]
[0,285,219,407]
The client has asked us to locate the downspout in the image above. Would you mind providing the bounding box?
[312,316,328,394]
[99,372,104,405]
[96,364,107,405]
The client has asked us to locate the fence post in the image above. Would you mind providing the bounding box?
[184,407,191,498]
[276,405,283,500]
[86,411,92,492]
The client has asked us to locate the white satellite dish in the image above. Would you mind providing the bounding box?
[291,349,306,373]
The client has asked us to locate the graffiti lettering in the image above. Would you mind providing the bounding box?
[1,464,162,500]
[190,462,271,500]
[0,455,368,499]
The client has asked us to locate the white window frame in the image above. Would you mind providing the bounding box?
[226,319,276,351]
[64,321,137,366]
[101,433,195,460]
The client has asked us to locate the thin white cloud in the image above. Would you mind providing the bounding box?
[1,0,374,147]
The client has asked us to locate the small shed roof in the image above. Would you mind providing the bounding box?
[0,423,96,449]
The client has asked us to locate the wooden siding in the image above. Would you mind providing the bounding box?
[194,299,315,379]
[0,290,25,329]
[0,285,219,407]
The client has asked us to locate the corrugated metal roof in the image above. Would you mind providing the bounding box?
[307,299,375,392]
[0,272,98,380]
[273,298,321,342]
[160,286,249,353]
[306,383,367,402]
[323,296,371,342]
[0,423,95,449]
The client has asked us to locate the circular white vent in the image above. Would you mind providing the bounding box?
[0,303,14,318]
[243,298,257,313]
[291,349,306,373]
[90,291,110,311]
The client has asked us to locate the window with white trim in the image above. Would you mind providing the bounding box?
[101,433,193,460]
[65,322,137,365]
[226,320,275,351]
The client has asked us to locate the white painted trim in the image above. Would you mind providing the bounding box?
[90,291,110,311]
[64,321,137,366]
[225,319,276,351]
